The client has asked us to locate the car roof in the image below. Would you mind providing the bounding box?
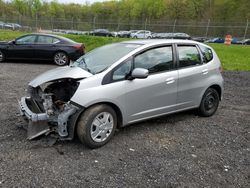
[121,39,200,45]
[19,33,77,43]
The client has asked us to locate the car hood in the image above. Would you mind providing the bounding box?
[29,66,93,87]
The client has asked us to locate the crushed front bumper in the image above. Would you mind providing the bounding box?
[18,97,78,140]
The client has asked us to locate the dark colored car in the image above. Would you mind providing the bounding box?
[0,33,84,66]
[206,38,225,43]
[89,29,112,37]
[192,37,208,43]
[117,31,130,38]
[152,32,191,40]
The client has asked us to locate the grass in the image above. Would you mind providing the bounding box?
[0,30,249,71]
[209,44,250,71]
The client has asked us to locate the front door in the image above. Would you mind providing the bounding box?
[7,35,37,59]
[124,45,178,123]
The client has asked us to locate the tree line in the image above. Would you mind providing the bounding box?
[0,0,249,22]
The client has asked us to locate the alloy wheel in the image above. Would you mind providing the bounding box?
[54,52,68,66]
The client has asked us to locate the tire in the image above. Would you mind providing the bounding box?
[198,88,220,117]
[77,104,117,148]
[54,52,69,66]
[0,50,5,62]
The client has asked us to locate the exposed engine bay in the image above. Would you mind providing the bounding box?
[19,78,81,140]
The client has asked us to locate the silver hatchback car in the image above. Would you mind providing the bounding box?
[18,40,223,148]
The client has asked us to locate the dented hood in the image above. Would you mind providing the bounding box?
[29,66,93,87]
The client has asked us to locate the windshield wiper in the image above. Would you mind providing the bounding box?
[94,67,108,74]
[73,58,92,73]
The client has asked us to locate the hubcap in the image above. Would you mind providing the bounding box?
[54,53,67,65]
[90,112,114,143]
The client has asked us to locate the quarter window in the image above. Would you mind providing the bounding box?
[134,46,173,74]
[112,59,132,81]
[178,46,201,68]
[199,45,213,62]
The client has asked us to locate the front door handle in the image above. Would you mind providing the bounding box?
[202,69,208,75]
[166,77,175,84]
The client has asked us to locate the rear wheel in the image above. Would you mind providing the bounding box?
[198,88,219,117]
[77,104,117,148]
[0,50,5,62]
[54,52,69,66]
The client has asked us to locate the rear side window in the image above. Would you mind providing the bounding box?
[37,36,60,44]
[199,45,213,62]
[134,46,173,74]
[177,45,201,68]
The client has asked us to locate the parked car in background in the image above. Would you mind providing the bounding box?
[0,21,5,29]
[3,23,13,30]
[172,33,191,39]
[7,23,22,30]
[18,39,223,148]
[192,37,208,43]
[0,33,84,66]
[89,29,112,37]
[111,31,118,37]
[130,30,152,39]
[206,38,225,43]
[117,30,130,38]
[237,38,250,45]
[152,32,191,40]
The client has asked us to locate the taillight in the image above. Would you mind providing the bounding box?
[73,44,82,49]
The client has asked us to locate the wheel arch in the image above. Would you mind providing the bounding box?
[208,84,222,100]
[72,101,123,137]
[87,102,123,128]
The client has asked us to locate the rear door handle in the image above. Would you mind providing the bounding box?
[202,69,208,75]
[166,77,175,84]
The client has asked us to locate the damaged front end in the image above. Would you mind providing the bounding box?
[18,78,83,140]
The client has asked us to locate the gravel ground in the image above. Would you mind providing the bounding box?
[0,62,249,188]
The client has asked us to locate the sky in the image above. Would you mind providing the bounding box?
[46,0,109,4]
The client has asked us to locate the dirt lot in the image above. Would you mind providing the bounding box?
[0,62,249,187]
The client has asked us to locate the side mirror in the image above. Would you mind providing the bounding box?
[130,68,149,80]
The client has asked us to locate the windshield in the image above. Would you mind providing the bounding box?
[72,43,141,74]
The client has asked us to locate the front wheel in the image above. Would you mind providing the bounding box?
[77,104,117,148]
[0,50,5,62]
[198,88,219,117]
[54,52,69,66]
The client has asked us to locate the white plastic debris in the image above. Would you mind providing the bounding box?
[129,148,135,152]
[94,160,98,163]
[191,154,197,158]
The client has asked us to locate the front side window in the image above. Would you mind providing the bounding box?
[16,35,36,44]
[134,46,173,74]
[199,45,213,62]
[178,45,201,68]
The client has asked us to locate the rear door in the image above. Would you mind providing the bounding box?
[176,44,209,109]
[34,35,60,60]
